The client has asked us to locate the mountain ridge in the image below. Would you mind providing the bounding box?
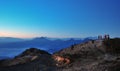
[0,38,120,71]
[0,37,94,57]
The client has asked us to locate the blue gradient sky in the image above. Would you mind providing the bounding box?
[0,0,120,38]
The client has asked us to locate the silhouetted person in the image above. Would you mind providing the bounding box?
[98,35,102,40]
[104,34,110,40]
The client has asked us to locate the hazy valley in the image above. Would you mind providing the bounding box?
[0,37,120,71]
[0,37,95,58]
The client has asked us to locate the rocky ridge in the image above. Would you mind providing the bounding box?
[0,38,120,71]
[54,39,120,71]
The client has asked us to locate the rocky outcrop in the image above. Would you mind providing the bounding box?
[0,48,57,71]
[0,48,51,67]
[54,39,120,71]
[16,48,50,58]
[54,40,105,60]
[52,55,70,67]
[0,56,38,67]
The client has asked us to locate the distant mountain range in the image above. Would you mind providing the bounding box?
[0,37,97,57]
[0,37,25,43]
[0,38,120,71]
[0,37,97,43]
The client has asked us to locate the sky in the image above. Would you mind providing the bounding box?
[0,0,120,38]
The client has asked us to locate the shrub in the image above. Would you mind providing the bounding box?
[103,38,120,54]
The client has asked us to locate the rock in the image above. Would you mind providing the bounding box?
[104,54,117,62]
[0,48,52,67]
[52,55,70,67]
[16,48,50,58]
[54,39,120,71]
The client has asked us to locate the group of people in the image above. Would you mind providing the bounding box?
[98,34,110,40]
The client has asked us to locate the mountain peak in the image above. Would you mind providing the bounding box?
[33,37,47,40]
[16,48,50,58]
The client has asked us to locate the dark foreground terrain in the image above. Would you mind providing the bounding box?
[0,38,120,71]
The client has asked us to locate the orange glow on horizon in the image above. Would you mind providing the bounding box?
[0,31,40,38]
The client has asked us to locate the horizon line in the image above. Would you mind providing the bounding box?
[0,35,119,39]
[0,36,97,39]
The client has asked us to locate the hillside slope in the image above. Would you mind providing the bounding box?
[54,39,120,71]
[0,48,57,71]
[0,39,120,71]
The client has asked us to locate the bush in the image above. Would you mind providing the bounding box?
[103,38,120,54]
